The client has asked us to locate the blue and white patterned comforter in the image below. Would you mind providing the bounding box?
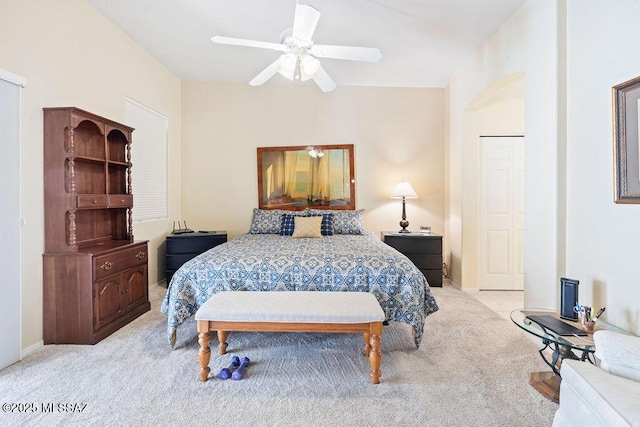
[161,232,439,347]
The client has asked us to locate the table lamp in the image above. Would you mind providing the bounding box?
[390,181,418,233]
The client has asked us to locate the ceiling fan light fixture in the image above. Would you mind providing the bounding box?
[301,55,320,76]
[279,53,297,72]
[214,3,380,92]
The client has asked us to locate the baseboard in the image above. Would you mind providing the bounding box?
[151,279,167,288]
[443,278,463,290]
[443,278,480,292]
[22,340,43,358]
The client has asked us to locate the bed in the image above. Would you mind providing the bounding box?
[161,209,439,348]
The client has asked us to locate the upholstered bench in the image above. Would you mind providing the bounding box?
[195,291,385,384]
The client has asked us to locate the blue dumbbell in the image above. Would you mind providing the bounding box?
[218,355,240,380]
[231,356,250,380]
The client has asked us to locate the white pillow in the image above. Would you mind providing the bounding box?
[594,330,640,382]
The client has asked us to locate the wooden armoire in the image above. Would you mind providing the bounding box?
[43,107,150,344]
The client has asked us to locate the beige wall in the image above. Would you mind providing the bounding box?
[0,0,182,350]
[181,82,445,240]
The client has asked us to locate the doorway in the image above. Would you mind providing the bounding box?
[478,136,524,290]
[0,70,25,370]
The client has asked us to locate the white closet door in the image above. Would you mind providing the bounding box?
[479,136,524,290]
[0,72,24,370]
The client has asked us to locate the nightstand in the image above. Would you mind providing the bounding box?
[166,231,227,285]
[381,232,443,287]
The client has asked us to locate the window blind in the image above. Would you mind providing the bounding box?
[125,98,168,222]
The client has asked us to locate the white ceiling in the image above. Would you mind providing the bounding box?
[87,0,525,88]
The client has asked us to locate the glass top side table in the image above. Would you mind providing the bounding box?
[510,309,597,403]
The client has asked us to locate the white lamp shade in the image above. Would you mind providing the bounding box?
[301,55,320,76]
[390,181,418,199]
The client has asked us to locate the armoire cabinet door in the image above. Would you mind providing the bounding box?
[123,265,148,311]
[93,277,123,331]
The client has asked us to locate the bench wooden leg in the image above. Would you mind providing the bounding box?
[363,333,371,356]
[217,330,228,355]
[369,322,383,384]
[198,331,211,382]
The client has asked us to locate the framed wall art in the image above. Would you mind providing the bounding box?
[613,75,640,203]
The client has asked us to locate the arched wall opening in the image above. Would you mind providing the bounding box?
[460,73,525,290]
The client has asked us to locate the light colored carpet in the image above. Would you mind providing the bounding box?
[0,284,557,427]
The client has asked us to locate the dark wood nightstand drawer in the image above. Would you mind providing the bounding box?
[405,253,442,270]
[166,233,227,253]
[383,235,442,254]
[423,269,443,287]
[167,253,200,270]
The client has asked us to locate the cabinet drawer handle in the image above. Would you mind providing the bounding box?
[92,199,97,204]
[100,261,113,271]
[136,252,146,259]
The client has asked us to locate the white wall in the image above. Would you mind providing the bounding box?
[0,0,182,350]
[448,0,559,302]
[564,0,640,335]
[181,82,445,239]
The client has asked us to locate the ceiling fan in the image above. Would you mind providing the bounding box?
[211,2,382,92]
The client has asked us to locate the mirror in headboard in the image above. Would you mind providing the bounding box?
[257,144,355,210]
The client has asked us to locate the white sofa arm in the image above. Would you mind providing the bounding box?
[594,330,640,383]
[553,359,640,427]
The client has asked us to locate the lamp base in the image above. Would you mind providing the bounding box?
[399,219,410,233]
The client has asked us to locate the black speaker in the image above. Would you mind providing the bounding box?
[560,277,579,320]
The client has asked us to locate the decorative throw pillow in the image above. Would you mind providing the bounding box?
[308,209,365,235]
[292,216,322,238]
[308,213,334,236]
[279,214,297,236]
[249,209,306,234]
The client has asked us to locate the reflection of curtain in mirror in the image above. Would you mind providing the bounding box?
[264,152,285,200]
[308,155,330,201]
[266,165,274,198]
[329,149,346,201]
[283,151,298,197]
[343,149,350,201]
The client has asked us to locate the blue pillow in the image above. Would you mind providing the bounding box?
[308,213,334,236]
[279,214,297,236]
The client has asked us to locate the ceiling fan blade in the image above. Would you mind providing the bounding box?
[212,36,287,52]
[312,66,336,93]
[311,44,382,62]
[249,59,282,86]
[292,4,321,41]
